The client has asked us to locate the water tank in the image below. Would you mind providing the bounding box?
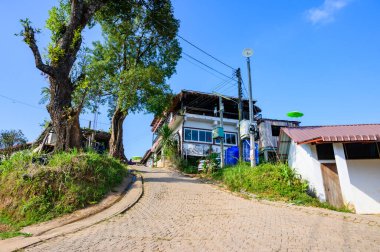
[225,146,239,166]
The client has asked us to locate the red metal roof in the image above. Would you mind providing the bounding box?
[281,124,380,144]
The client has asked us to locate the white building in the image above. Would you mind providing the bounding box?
[278,124,380,214]
[141,90,261,166]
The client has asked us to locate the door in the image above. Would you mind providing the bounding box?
[321,163,344,208]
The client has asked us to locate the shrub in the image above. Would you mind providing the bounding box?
[211,162,349,211]
[0,150,127,238]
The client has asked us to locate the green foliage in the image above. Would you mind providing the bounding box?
[172,157,198,174]
[0,130,27,149]
[211,163,351,212]
[0,150,127,239]
[90,0,181,118]
[158,124,175,155]
[45,0,70,43]
[44,0,71,63]
[15,19,41,45]
[202,153,219,174]
[47,44,65,64]
[0,130,28,158]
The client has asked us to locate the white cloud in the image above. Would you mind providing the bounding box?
[307,0,349,24]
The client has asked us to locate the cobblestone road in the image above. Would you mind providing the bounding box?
[27,166,380,251]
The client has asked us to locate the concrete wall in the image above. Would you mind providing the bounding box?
[289,141,380,214]
[346,159,380,214]
[182,113,238,157]
[288,140,326,201]
[184,114,238,133]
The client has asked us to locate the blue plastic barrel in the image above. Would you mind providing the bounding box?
[225,146,239,166]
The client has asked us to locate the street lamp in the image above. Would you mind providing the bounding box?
[242,48,256,167]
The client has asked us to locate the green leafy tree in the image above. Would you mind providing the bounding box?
[91,0,181,159]
[17,0,116,151]
[0,130,28,157]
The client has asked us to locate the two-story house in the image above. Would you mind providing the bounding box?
[141,90,301,166]
[142,90,261,167]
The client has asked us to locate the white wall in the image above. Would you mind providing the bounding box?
[346,159,380,214]
[184,114,238,133]
[182,113,238,157]
[288,141,326,201]
[289,141,380,214]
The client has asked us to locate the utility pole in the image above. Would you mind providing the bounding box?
[219,96,225,168]
[236,68,243,162]
[243,48,256,167]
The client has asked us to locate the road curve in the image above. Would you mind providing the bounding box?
[27,166,380,251]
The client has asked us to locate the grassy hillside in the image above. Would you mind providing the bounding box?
[0,150,127,239]
[211,163,350,212]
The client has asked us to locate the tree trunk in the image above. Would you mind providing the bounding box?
[21,2,111,152]
[47,76,81,151]
[109,106,127,160]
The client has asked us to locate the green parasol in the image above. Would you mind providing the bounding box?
[287,111,304,118]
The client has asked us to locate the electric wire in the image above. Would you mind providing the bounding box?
[182,52,236,82]
[184,79,233,109]
[0,93,110,127]
[141,2,236,71]
[178,35,236,70]
[182,55,228,81]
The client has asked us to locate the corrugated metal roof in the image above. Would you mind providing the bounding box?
[281,124,380,144]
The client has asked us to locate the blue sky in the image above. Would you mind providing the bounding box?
[0,0,379,158]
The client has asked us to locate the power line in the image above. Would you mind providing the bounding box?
[0,94,42,110]
[141,2,236,71]
[178,35,236,70]
[182,52,236,82]
[0,93,110,127]
[182,55,227,81]
[185,79,236,109]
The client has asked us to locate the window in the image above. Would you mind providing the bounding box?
[271,125,282,137]
[199,131,206,142]
[205,131,212,142]
[184,128,212,143]
[316,143,335,160]
[215,133,237,145]
[184,129,191,141]
[191,129,198,141]
[344,143,380,159]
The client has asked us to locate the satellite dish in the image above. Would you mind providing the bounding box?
[287,111,304,118]
[242,48,253,57]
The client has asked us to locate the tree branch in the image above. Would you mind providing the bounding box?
[19,19,55,76]
[60,0,110,70]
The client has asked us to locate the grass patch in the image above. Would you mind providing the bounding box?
[0,231,31,239]
[0,150,127,239]
[210,163,351,212]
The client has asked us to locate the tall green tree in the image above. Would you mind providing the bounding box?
[0,130,28,157]
[18,0,117,151]
[91,0,181,159]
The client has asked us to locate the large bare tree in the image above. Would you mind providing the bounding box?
[18,0,111,151]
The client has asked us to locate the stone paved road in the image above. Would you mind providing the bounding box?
[27,166,380,251]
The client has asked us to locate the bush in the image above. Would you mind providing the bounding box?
[0,150,127,238]
[211,163,349,211]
